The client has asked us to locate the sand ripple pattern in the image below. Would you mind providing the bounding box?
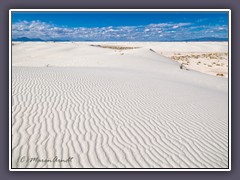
[12,67,228,168]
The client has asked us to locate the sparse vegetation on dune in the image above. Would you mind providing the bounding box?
[90,44,139,50]
[170,52,228,61]
[161,51,228,77]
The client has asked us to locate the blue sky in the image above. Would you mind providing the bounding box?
[12,11,229,41]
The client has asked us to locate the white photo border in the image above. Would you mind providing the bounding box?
[9,9,231,171]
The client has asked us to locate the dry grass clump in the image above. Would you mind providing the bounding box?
[216,73,224,76]
[90,44,139,50]
[180,63,189,70]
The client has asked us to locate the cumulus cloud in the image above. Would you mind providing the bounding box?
[12,20,228,41]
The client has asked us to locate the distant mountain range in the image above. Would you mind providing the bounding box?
[12,37,70,42]
[182,37,228,42]
[12,37,228,42]
[12,37,44,41]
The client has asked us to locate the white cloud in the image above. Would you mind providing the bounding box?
[144,29,150,32]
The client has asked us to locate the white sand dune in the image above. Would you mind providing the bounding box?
[12,42,228,168]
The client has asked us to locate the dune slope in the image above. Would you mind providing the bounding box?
[11,42,228,168]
